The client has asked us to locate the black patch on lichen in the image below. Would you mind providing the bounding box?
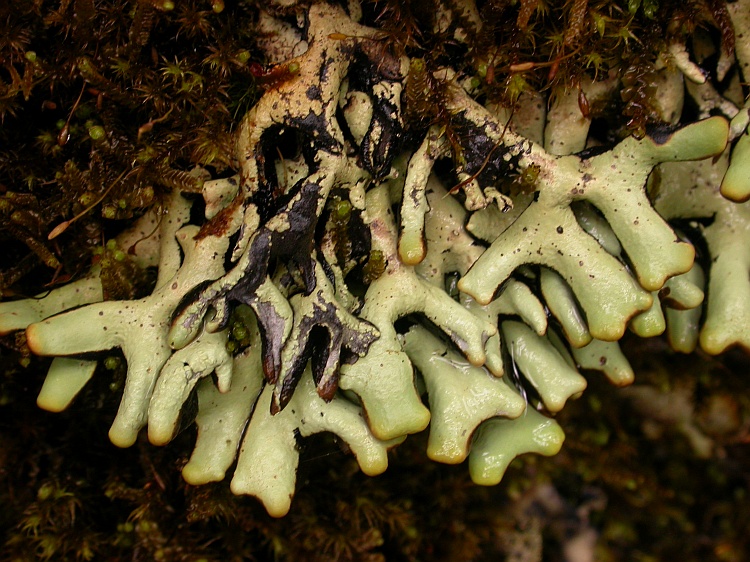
[306,84,323,101]
[646,123,681,145]
[450,112,523,188]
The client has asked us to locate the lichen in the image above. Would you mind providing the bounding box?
[1,0,749,534]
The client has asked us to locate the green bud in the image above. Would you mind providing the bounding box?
[140,185,154,203]
[79,192,97,207]
[232,323,248,340]
[236,50,251,64]
[335,199,352,220]
[77,56,92,72]
[88,125,106,141]
[410,58,426,73]
[104,356,120,370]
[137,146,156,163]
[37,483,55,501]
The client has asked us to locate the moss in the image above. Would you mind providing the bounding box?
[1,0,260,295]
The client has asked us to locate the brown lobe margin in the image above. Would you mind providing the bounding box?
[195,195,242,239]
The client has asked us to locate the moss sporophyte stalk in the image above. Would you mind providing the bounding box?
[1,0,749,520]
